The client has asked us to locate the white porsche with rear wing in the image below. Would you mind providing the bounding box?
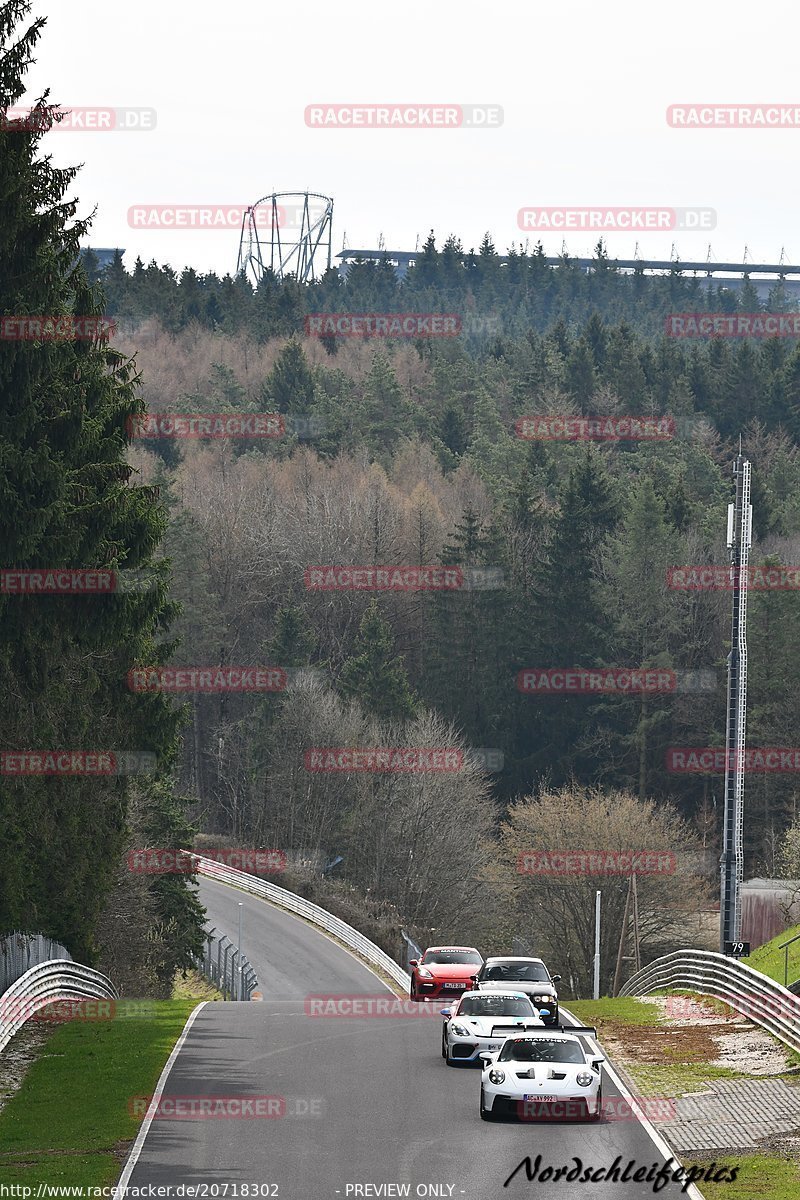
[479,1028,604,1122]
[439,990,550,1065]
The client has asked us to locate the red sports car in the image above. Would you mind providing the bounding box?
[409,946,484,1001]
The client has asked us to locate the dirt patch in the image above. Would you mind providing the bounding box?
[0,1023,54,1116]
[598,1019,725,1065]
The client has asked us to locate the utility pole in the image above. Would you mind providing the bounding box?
[237,902,243,1001]
[720,453,752,952]
[592,891,601,999]
[612,877,633,996]
[631,871,642,973]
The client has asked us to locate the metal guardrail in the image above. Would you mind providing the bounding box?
[0,932,72,994]
[620,948,800,1055]
[191,853,411,992]
[200,927,258,1000]
[0,959,118,1055]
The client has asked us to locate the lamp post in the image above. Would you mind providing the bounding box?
[237,903,243,1001]
[593,890,601,999]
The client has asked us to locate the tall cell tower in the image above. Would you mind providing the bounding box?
[236,192,333,285]
[720,453,752,951]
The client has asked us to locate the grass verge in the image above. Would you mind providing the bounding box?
[567,997,663,1026]
[568,996,800,1195]
[684,1154,800,1199]
[0,998,197,1187]
[748,924,800,987]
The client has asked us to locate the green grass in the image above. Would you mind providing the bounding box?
[685,1155,800,1200]
[0,999,198,1187]
[627,1061,748,1095]
[748,923,800,987]
[566,997,663,1025]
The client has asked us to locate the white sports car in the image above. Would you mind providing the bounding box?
[479,1028,604,1122]
[439,990,551,1066]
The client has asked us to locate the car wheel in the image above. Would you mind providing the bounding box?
[410,980,417,1001]
[480,1087,496,1121]
[441,1030,447,1059]
[589,1089,602,1122]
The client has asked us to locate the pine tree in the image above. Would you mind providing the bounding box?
[339,600,417,721]
[526,449,619,783]
[263,337,315,414]
[598,477,690,797]
[566,337,598,406]
[0,0,188,958]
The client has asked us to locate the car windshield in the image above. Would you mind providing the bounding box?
[456,995,534,1017]
[482,961,549,982]
[423,950,482,965]
[499,1038,585,1064]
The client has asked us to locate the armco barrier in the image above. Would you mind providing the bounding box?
[0,960,119,1055]
[190,853,411,991]
[620,948,800,1055]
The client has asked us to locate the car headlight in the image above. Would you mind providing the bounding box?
[488,1069,505,1084]
[576,1072,594,1087]
[417,968,433,978]
[451,1023,469,1036]
[534,993,555,1003]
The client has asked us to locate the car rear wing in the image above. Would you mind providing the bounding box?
[489,1022,544,1036]
[556,1024,597,1037]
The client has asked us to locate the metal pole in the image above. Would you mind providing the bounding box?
[631,871,642,973]
[612,878,633,997]
[720,454,751,951]
[593,890,601,999]
[237,903,243,1002]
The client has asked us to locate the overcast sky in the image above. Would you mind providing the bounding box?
[18,0,800,277]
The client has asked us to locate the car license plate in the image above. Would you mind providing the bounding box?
[487,1042,501,1050]
[443,983,464,989]
[524,1094,555,1102]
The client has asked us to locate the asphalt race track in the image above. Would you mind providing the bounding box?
[123,876,705,1199]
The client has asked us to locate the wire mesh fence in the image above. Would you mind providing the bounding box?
[199,927,258,1000]
[0,932,72,995]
